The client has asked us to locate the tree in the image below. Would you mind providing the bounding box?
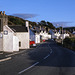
[47,21,55,29]
[38,20,55,29]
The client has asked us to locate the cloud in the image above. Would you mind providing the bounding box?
[11,14,38,19]
[52,21,73,27]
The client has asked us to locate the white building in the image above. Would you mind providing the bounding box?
[9,25,30,49]
[29,29,35,42]
[49,29,69,39]
[29,29,40,44]
[40,31,51,40]
[35,33,40,43]
[0,11,30,52]
[60,33,69,39]
[3,25,19,52]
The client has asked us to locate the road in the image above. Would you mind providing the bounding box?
[0,40,75,75]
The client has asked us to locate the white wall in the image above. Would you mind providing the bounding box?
[16,32,30,49]
[54,32,61,39]
[40,31,51,40]
[0,38,3,51]
[3,25,19,52]
[35,34,40,43]
[3,33,13,52]
[13,36,19,51]
[60,34,69,39]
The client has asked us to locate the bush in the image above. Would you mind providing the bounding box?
[63,37,71,45]
[63,37,75,51]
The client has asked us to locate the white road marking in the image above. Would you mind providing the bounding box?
[18,43,53,75]
[44,54,50,59]
[18,62,39,74]
[48,44,53,54]
[50,49,52,54]
[0,57,11,62]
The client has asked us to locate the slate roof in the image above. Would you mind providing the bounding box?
[9,25,28,32]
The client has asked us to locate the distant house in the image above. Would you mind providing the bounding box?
[60,33,69,39]
[73,31,75,34]
[40,31,51,40]
[0,11,30,52]
[29,29,40,44]
[49,29,69,39]
[35,32,40,43]
[29,29,35,42]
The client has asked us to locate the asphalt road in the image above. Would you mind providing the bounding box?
[0,40,75,75]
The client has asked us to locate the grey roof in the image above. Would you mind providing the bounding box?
[9,25,28,32]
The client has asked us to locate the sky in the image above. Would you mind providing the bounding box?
[0,0,75,27]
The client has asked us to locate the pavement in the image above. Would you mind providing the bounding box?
[0,42,44,62]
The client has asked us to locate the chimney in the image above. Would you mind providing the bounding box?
[40,26,41,32]
[0,11,3,15]
[3,11,5,15]
[26,21,29,27]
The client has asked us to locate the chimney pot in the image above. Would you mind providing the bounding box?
[3,11,5,15]
[0,11,3,15]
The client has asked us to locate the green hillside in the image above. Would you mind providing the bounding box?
[64,27,75,33]
[8,16,25,25]
[8,16,55,29]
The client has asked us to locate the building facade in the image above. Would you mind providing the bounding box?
[0,11,30,52]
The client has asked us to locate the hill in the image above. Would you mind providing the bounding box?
[8,16,55,29]
[8,16,25,25]
[64,27,75,33]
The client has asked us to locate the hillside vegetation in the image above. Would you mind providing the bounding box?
[8,16,55,29]
[8,16,25,25]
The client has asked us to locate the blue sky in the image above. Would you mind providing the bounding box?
[0,0,75,27]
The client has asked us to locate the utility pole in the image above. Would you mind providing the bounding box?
[61,24,63,45]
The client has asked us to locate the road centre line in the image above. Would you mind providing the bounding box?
[18,62,39,74]
[18,43,53,74]
[0,57,11,62]
[48,44,53,52]
[44,54,50,59]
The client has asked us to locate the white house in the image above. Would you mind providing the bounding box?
[49,29,69,39]
[60,33,69,39]
[29,29,40,44]
[3,25,19,52]
[0,11,30,52]
[35,33,40,43]
[9,25,30,49]
[29,29,35,42]
[54,32,61,39]
[40,31,51,40]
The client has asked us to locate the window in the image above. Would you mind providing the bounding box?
[19,41,21,47]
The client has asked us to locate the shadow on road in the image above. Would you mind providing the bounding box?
[27,40,75,67]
